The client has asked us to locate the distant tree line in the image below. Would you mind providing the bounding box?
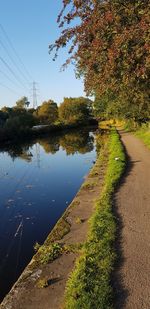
[0,96,95,143]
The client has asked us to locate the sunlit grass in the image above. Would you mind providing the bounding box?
[99,119,125,129]
[64,129,125,309]
[135,125,150,149]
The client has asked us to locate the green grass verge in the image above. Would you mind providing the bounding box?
[64,129,125,309]
[135,125,150,149]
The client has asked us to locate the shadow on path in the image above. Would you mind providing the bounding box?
[47,277,62,287]
[111,132,136,309]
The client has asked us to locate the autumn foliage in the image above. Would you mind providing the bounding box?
[59,97,92,124]
[50,0,150,121]
[37,100,58,124]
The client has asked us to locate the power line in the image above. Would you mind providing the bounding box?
[0,23,33,81]
[0,69,24,89]
[0,82,22,96]
[0,56,29,91]
[0,38,30,84]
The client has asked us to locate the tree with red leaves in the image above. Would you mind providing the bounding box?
[50,0,150,121]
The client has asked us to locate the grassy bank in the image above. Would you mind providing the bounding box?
[135,125,150,149]
[64,129,125,309]
[0,130,108,309]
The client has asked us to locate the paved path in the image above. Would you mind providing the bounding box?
[113,131,150,309]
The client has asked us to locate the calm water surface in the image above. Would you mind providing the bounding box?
[0,129,97,301]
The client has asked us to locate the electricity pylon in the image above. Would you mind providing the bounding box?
[32,81,38,109]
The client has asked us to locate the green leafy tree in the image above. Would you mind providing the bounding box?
[93,91,117,120]
[37,100,58,124]
[59,97,92,125]
[16,96,30,109]
[5,112,36,130]
[0,110,8,127]
[1,106,13,119]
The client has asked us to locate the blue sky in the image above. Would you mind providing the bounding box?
[0,0,85,108]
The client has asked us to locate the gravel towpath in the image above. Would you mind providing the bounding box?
[113,131,150,309]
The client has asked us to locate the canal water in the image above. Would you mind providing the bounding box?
[0,128,97,301]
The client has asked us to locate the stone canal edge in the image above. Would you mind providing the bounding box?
[0,134,109,309]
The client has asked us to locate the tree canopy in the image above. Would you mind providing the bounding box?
[16,96,30,109]
[50,0,150,121]
[59,97,92,124]
[37,100,58,124]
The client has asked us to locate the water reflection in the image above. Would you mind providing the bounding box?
[39,135,60,154]
[0,128,96,302]
[60,131,94,155]
[0,129,94,161]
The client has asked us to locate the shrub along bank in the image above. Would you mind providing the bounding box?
[64,129,125,309]
[135,124,150,149]
[0,119,98,144]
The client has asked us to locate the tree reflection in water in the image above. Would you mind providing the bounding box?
[0,128,96,161]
